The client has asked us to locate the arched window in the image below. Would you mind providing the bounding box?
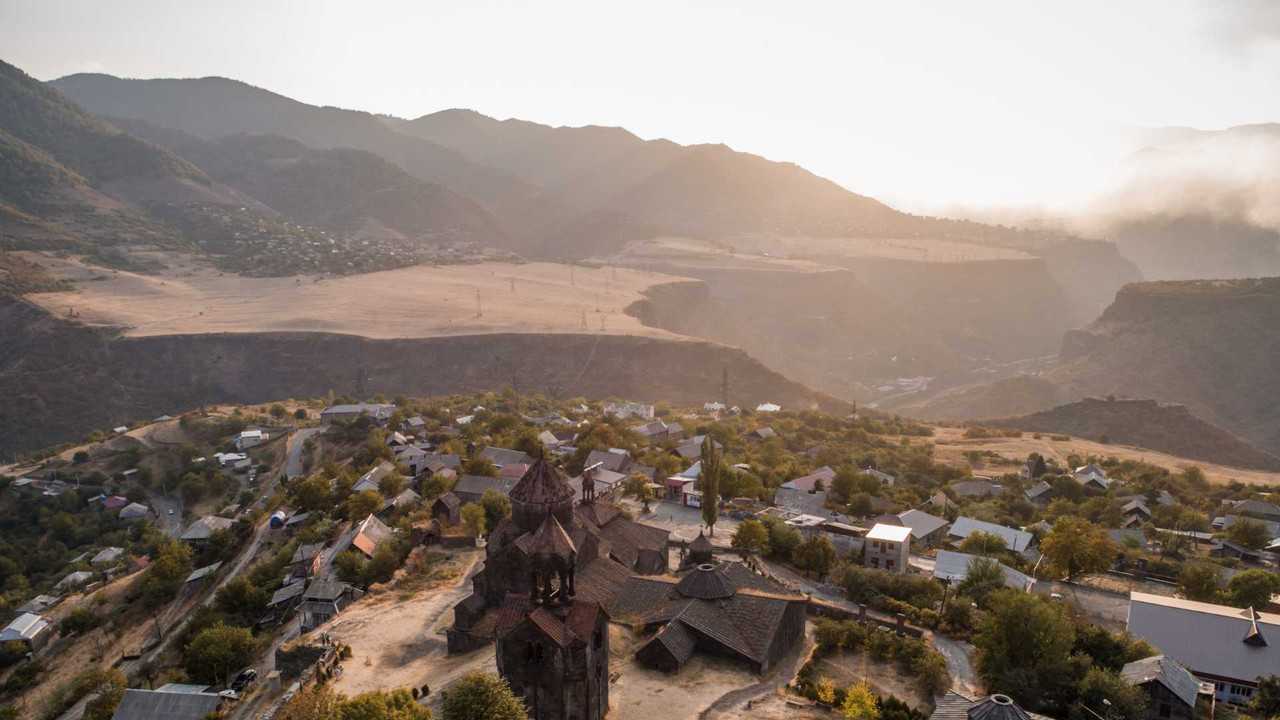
[593,629,603,650]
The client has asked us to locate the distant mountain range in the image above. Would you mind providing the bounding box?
[49,70,1080,260]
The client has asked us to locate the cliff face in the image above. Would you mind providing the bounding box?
[990,397,1280,471]
[0,296,844,456]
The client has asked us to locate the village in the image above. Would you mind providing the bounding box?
[1,393,1279,720]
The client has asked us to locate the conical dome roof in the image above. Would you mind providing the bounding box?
[676,563,736,600]
[510,456,575,506]
[967,695,1032,720]
[690,532,713,553]
[527,512,577,561]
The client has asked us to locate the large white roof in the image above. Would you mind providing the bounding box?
[866,523,912,543]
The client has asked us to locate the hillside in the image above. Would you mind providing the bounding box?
[49,73,558,240]
[0,293,845,456]
[987,397,1280,471]
[110,118,507,245]
[899,278,1280,458]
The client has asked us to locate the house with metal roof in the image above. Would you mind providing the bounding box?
[300,578,361,631]
[0,612,51,652]
[1127,591,1280,704]
[110,687,224,720]
[1120,655,1204,720]
[1073,463,1112,491]
[352,461,395,494]
[933,551,1033,592]
[948,517,1036,556]
[782,466,836,492]
[180,515,236,544]
[453,474,519,505]
[480,446,535,469]
[897,509,949,546]
[319,403,395,424]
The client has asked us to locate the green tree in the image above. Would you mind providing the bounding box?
[461,503,486,538]
[957,556,1007,607]
[1226,568,1280,609]
[974,590,1076,708]
[1071,668,1148,720]
[346,490,383,520]
[270,404,288,419]
[1177,563,1222,602]
[1041,516,1115,580]
[794,535,837,579]
[216,576,269,625]
[840,681,880,720]
[462,457,498,477]
[184,623,258,685]
[1227,517,1272,550]
[479,490,512,531]
[731,519,770,557]
[141,539,193,608]
[378,472,406,498]
[699,436,721,535]
[440,672,525,720]
[1251,675,1280,720]
[958,531,1007,557]
[292,474,332,513]
[623,473,652,513]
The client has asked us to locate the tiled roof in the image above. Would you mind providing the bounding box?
[675,564,736,600]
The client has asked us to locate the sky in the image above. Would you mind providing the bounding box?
[4,0,1280,214]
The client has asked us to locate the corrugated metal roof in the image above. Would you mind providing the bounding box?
[1121,655,1200,708]
[1127,591,1280,686]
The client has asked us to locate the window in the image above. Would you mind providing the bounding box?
[593,630,603,650]
[870,557,880,568]
[886,559,895,570]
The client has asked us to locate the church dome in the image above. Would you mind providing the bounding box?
[675,564,736,600]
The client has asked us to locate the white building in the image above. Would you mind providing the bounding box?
[864,523,911,574]
[234,429,268,451]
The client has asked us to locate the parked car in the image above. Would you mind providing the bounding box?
[231,668,257,691]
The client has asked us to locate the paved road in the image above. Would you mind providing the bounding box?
[285,428,325,479]
[146,490,184,538]
[1033,579,1129,629]
[625,499,742,545]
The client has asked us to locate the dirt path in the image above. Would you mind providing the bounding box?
[285,427,325,479]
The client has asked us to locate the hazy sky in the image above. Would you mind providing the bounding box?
[5,0,1280,213]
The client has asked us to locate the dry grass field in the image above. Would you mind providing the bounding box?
[21,251,691,340]
[929,425,1280,486]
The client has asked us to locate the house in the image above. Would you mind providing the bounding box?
[865,524,911,573]
[1210,540,1262,564]
[585,449,632,474]
[1120,655,1203,720]
[352,461,395,494]
[782,466,837,493]
[863,468,896,487]
[352,514,394,558]
[820,521,867,555]
[180,516,236,544]
[573,468,627,502]
[1214,514,1280,540]
[117,502,151,522]
[602,401,655,420]
[774,487,837,518]
[674,435,721,461]
[300,578,361,630]
[1074,464,1112,491]
[184,562,222,586]
[453,474,519,505]
[405,416,427,431]
[948,517,1036,556]
[748,427,777,442]
[933,550,1033,592]
[1123,499,1153,527]
[703,401,726,413]
[755,402,781,413]
[664,461,701,499]
[634,420,671,441]
[610,562,807,674]
[268,581,306,615]
[1024,481,1053,506]
[1127,591,1280,704]
[927,492,954,515]
[101,495,129,511]
[1228,498,1280,523]
[91,547,124,567]
[1109,528,1151,552]
[950,478,1002,499]
[289,543,324,581]
[479,446,534,469]
[15,595,59,615]
[319,403,396,424]
[54,570,95,592]
[110,687,224,720]
[896,509,950,546]
[386,431,409,447]
[667,421,686,441]
[422,453,462,475]
[393,445,430,476]
[234,429,268,451]
[432,492,462,525]
[0,612,52,652]
[381,488,421,515]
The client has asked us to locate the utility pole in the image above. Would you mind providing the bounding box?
[509,277,515,293]
[570,264,575,287]
[474,288,482,318]
[580,309,588,330]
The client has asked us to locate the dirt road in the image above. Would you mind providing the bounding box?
[285,427,324,479]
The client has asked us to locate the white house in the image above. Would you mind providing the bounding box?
[864,523,911,574]
[234,429,268,451]
[755,402,782,413]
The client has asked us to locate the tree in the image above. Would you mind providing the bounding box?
[462,457,498,477]
[1041,517,1115,580]
[216,577,268,625]
[815,675,837,705]
[378,472,406,498]
[958,531,1007,557]
[623,473,652,513]
[81,669,127,720]
[794,535,837,579]
[440,672,525,720]
[1027,453,1048,479]
[1251,675,1280,720]
[292,474,332,513]
[974,590,1076,708]
[479,490,511,530]
[461,503,486,538]
[957,556,1007,607]
[840,681,880,720]
[1226,568,1280,609]
[731,519,770,557]
[142,539,193,607]
[270,404,288,419]
[346,490,383,520]
[278,685,343,720]
[341,689,433,720]
[1177,563,1221,602]
[294,408,308,420]
[1227,517,1271,550]
[1071,668,1147,720]
[184,623,258,685]
[699,435,721,535]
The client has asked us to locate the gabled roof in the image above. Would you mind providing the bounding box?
[180,515,235,542]
[303,578,350,602]
[585,449,631,473]
[453,474,517,498]
[949,517,1034,553]
[480,446,534,468]
[1127,591,1280,685]
[352,514,393,557]
[1024,481,1052,500]
[782,466,836,492]
[951,479,1000,497]
[433,492,461,512]
[269,581,306,607]
[1121,655,1200,708]
[933,551,1033,591]
[897,509,949,540]
[518,513,577,561]
[353,461,394,494]
[184,562,222,584]
[111,688,223,720]
[0,613,50,642]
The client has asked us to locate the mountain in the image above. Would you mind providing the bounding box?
[109,118,506,246]
[989,397,1280,471]
[0,59,247,253]
[49,73,557,241]
[899,278,1280,457]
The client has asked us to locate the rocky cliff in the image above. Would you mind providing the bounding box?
[0,295,844,457]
